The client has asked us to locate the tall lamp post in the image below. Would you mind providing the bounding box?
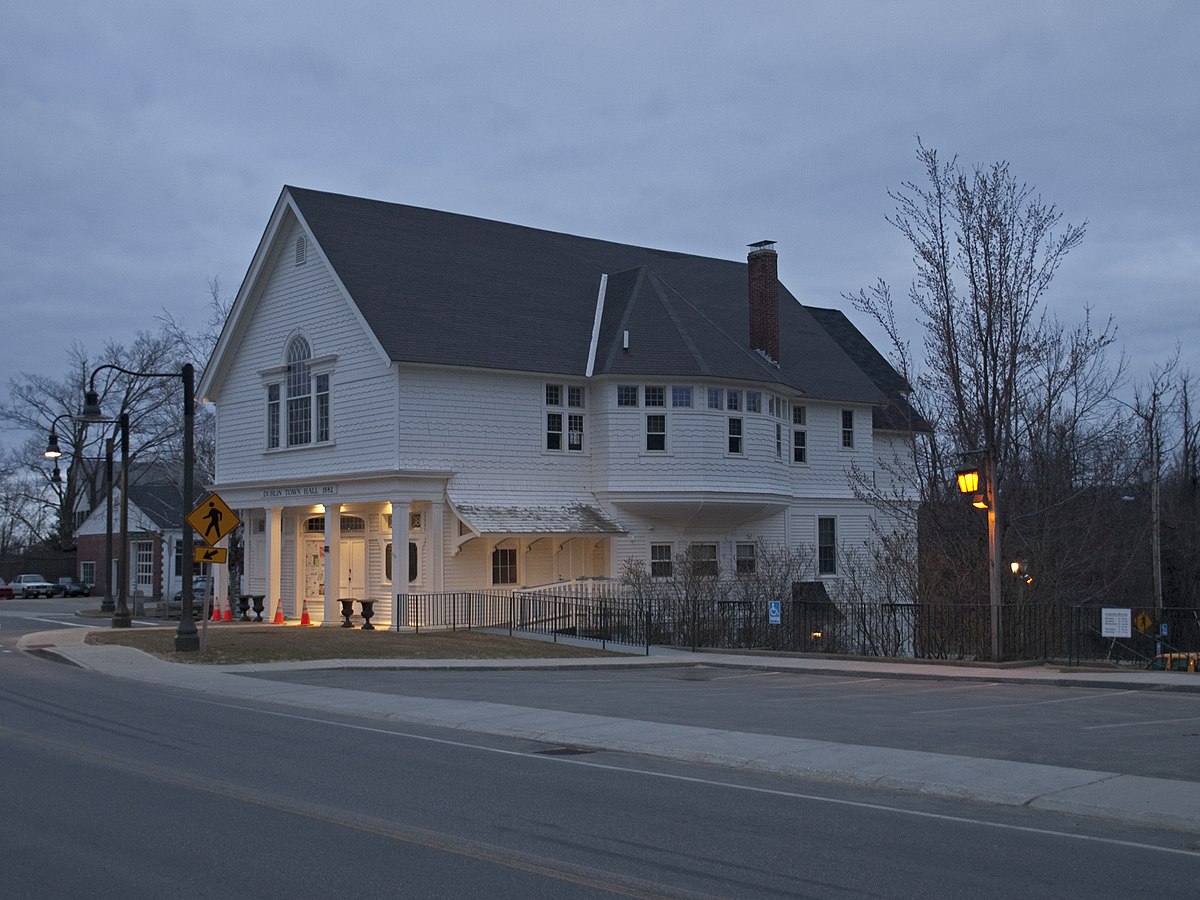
[956,452,1003,662]
[82,363,198,651]
[44,413,122,615]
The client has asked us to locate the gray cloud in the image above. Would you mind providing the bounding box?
[2,1,1196,445]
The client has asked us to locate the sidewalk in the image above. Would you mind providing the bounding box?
[20,626,1200,834]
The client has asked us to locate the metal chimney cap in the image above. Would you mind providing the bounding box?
[747,240,776,250]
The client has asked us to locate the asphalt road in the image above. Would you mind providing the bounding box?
[4,600,1200,898]
[249,665,1200,781]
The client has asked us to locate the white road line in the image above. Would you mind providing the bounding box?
[193,696,1200,860]
[18,616,95,628]
[1085,716,1200,730]
[912,689,1139,716]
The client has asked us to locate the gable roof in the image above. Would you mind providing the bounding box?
[208,186,894,406]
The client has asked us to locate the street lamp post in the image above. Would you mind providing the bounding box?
[82,363,199,651]
[47,413,123,614]
[956,452,1003,662]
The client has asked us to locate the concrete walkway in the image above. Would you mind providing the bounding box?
[19,627,1200,834]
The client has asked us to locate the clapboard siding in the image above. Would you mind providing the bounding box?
[211,217,396,485]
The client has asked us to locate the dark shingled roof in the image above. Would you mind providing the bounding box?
[127,483,185,531]
[286,187,888,405]
[805,306,932,433]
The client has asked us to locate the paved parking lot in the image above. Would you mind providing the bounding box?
[252,664,1200,781]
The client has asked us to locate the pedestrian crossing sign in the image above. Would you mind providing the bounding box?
[187,492,240,546]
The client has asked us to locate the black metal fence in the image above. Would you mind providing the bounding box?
[394,590,1200,664]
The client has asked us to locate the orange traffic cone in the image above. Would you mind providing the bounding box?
[273,599,285,624]
[210,595,221,621]
[300,598,312,626]
[222,596,233,622]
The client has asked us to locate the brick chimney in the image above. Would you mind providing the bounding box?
[747,240,779,363]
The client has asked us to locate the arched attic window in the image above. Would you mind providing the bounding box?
[286,337,313,446]
[283,336,330,447]
[265,335,331,450]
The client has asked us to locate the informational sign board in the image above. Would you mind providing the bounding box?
[187,492,241,546]
[1101,608,1132,639]
[768,600,782,625]
[194,546,228,565]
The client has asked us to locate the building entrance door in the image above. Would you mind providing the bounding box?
[340,540,365,597]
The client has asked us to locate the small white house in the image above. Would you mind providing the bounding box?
[199,187,923,625]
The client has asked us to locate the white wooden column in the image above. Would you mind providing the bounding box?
[429,500,445,592]
[323,504,342,625]
[391,501,410,625]
[266,506,282,621]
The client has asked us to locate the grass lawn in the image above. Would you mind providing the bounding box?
[85,623,633,665]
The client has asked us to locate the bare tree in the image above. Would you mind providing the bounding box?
[0,279,231,549]
[850,142,1114,634]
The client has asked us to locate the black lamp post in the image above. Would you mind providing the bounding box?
[44,413,116,613]
[82,363,198,651]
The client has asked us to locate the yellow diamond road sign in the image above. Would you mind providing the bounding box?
[188,492,241,546]
[194,546,228,565]
[1135,611,1153,633]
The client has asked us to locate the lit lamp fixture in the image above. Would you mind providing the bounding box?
[44,414,73,486]
[1010,560,1021,575]
[955,466,980,495]
[44,430,63,459]
[956,466,988,508]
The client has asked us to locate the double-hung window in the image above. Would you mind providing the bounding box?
[492,547,518,585]
[650,544,673,578]
[546,412,563,450]
[689,543,719,578]
[818,517,837,575]
[793,406,807,464]
[546,383,585,452]
[646,414,666,452]
[736,543,756,575]
[841,409,855,448]
[728,417,743,454]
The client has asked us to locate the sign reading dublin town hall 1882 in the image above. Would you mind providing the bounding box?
[261,484,339,499]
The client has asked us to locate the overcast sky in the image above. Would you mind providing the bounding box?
[3,1,1196,448]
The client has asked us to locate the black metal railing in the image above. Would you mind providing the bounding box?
[392,589,1200,664]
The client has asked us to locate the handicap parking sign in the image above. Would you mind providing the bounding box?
[768,600,781,625]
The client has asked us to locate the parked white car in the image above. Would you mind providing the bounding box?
[11,574,57,598]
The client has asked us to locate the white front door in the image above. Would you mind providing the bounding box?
[340,540,365,597]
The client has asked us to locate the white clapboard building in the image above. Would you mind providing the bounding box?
[199,187,924,625]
